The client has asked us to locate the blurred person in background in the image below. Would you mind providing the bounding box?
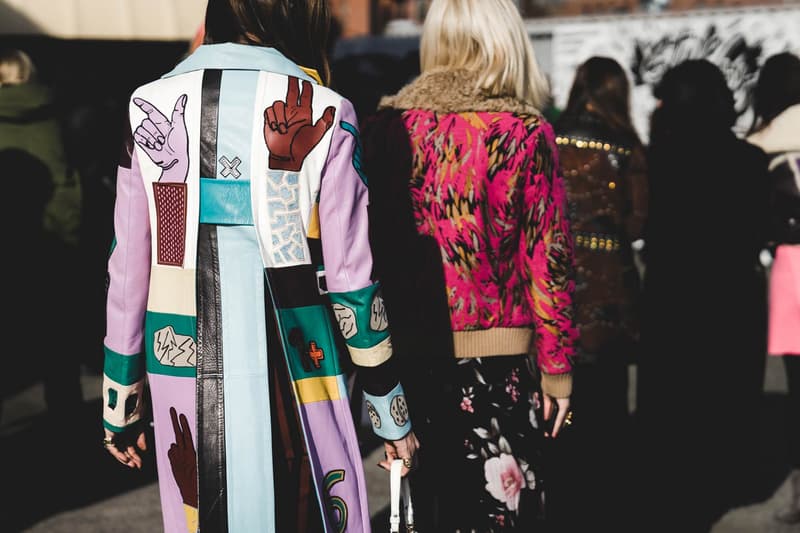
[553,55,647,532]
[635,59,769,533]
[748,50,800,526]
[0,48,83,426]
[380,0,422,37]
[98,0,418,531]
[362,0,577,530]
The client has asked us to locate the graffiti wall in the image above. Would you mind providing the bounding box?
[548,6,800,142]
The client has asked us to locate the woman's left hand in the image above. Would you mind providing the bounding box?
[379,431,421,477]
[103,427,147,469]
[543,395,571,439]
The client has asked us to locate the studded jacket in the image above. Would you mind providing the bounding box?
[554,112,648,357]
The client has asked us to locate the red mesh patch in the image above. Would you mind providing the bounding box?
[152,182,188,266]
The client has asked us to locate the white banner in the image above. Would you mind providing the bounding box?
[0,0,205,41]
[549,6,800,142]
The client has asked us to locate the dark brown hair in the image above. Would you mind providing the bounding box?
[562,56,639,143]
[750,51,800,134]
[203,0,332,85]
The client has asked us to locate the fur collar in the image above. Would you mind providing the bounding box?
[378,68,541,115]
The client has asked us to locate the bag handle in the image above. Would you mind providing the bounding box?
[389,459,415,532]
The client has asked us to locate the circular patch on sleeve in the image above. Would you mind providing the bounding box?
[366,400,381,429]
[389,395,409,426]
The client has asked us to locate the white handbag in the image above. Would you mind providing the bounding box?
[389,459,416,533]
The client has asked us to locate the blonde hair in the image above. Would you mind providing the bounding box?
[420,0,549,108]
[0,49,35,86]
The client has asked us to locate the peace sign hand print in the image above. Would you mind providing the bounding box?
[265,77,336,171]
[133,94,189,183]
[167,406,198,509]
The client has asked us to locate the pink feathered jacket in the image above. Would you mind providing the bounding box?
[362,69,577,397]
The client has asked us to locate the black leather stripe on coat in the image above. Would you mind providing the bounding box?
[200,69,222,179]
[196,223,229,533]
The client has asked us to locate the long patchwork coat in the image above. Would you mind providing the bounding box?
[102,43,408,533]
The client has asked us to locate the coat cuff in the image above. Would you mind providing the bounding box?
[362,382,412,441]
[540,371,572,398]
[102,347,146,432]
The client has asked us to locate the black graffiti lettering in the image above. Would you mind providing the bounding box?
[631,22,768,122]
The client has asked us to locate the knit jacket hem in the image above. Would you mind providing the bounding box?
[540,372,572,399]
[453,328,572,396]
[453,327,532,358]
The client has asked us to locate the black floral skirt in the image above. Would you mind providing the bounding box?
[410,355,548,532]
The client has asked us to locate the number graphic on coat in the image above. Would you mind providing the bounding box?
[324,469,348,533]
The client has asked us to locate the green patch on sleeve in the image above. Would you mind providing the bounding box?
[328,283,390,349]
[103,346,145,386]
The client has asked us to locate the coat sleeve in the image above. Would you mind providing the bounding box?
[102,124,151,432]
[519,122,577,398]
[318,98,412,441]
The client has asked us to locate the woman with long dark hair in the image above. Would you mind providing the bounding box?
[559,56,642,141]
[552,56,647,532]
[636,59,769,532]
[748,51,800,525]
[98,1,418,531]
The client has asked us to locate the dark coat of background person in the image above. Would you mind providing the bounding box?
[1,146,76,413]
[2,147,57,385]
[634,59,770,533]
[552,56,648,533]
[0,37,186,532]
[0,61,83,424]
[0,37,190,377]
[747,51,800,526]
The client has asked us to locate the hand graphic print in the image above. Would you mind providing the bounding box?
[167,406,198,509]
[133,95,189,183]
[265,77,336,171]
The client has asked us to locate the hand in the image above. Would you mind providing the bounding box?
[543,395,571,439]
[378,431,420,477]
[103,427,147,469]
[133,94,189,183]
[264,77,336,171]
[167,407,198,508]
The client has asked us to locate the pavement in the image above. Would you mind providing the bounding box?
[2,356,798,533]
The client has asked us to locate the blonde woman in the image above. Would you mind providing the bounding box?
[362,0,577,530]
